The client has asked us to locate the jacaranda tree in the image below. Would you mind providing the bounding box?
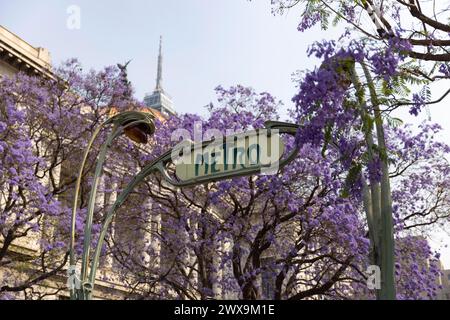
[269,0,450,299]
[108,84,446,300]
[0,52,448,300]
[0,59,138,299]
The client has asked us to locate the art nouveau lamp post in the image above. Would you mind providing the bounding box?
[69,113,300,300]
[69,110,156,300]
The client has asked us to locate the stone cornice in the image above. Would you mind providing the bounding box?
[0,25,54,79]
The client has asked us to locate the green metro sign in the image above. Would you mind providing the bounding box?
[167,121,301,186]
[174,129,286,183]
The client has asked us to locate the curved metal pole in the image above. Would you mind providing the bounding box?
[69,121,109,299]
[80,124,121,292]
[86,161,165,299]
[69,112,155,300]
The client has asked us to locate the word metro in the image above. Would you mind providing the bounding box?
[174,129,285,182]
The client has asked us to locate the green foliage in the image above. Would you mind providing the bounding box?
[341,161,362,198]
[322,123,334,157]
[383,115,403,128]
[380,76,411,98]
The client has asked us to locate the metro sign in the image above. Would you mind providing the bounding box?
[174,129,286,183]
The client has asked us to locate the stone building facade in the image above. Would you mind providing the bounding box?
[0,25,147,300]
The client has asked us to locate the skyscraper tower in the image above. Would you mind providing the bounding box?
[144,36,175,116]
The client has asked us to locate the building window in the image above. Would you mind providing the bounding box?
[447,274,450,281]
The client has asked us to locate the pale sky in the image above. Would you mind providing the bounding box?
[0,0,326,117]
[0,0,448,268]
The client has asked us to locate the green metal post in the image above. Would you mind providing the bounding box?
[69,122,107,300]
[69,111,156,300]
[362,63,396,300]
[79,125,120,296]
